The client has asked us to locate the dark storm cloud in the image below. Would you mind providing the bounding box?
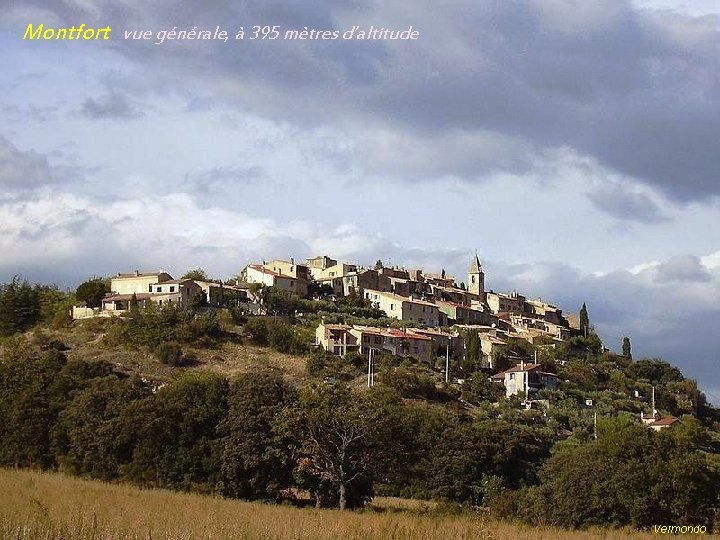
[6,1,720,201]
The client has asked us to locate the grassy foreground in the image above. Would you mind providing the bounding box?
[0,469,671,539]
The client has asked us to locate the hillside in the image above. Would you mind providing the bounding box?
[2,294,720,533]
[0,469,665,540]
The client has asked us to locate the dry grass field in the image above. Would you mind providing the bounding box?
[0,469,679,540]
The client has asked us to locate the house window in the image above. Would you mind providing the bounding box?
[169,286,175,293]
[157,286,162,293]
[290,281,294,287]
[509,373,515,380]
[408,305,412,311]
[390,303,394,310]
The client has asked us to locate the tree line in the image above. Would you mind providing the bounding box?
[1,337,719,529]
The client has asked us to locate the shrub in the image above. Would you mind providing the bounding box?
[244,317,268,345]
[155,342,183,366]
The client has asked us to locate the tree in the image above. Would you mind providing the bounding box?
[75,278,107,308]
[129,292,140,318]
[461,373,505,404]
[462,329,482,372]
[189,289,208,309]
[124,372,228,490]
[52,375,150,479]
[0,276,41,336]
[622,337,632,359]
[282,384,378,509]
[181,268,209,281]
[374,260,384,270]
[519,416,720,530]
[579,302,590,337]
[220,370,297,500]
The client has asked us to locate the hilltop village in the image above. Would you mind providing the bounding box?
[2,252,716,527]
[71,253,610,404]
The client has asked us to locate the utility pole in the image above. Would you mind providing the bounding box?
[367,348,373,388]
[445,343,450,384]
[651,385,656,416]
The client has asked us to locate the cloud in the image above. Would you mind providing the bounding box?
[182,166,266,193]
[653,254,713,283]
[0,136,53,189]
[80,92,144,120]
[6,1,718,202]
[587,183,670,224]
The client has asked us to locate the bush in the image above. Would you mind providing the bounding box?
[245,318,309,355]
[381,362,438,399]
[244,317,268,345]
[155,342,183,366]
[306,348,328,375]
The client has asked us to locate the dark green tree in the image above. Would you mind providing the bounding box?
[282,384,378,509]
[181,268,209,281]
[374,260,384,270]
[0,276,41,335]
[462,329,482,372]
[52,375,150,479]
[579,302,590,337]
[75,278,107,308]
[622,337,632,359]
[461,372,505,404]
[123,372,228,491]
[220,369,297,500]
[519,416,720,530]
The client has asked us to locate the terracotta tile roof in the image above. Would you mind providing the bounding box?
[324,324,352,331]
[365,289,437,307]
[353,326,433,341]
[649,417,679,427]
[102,293,153,302]
[408,328,455,338]
[249,264,281,277]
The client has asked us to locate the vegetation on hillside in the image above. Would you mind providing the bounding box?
[1,276,720,532]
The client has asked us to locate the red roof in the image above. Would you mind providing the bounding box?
[649,417,679,427]
[102,293,153,302]
[249,265,281,277]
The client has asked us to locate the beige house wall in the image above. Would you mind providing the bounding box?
[110,272,172,295]
[364,289,439,327]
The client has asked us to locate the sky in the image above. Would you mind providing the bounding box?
[1,1,719,401]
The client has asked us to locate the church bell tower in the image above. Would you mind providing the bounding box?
[468,252,485,299]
